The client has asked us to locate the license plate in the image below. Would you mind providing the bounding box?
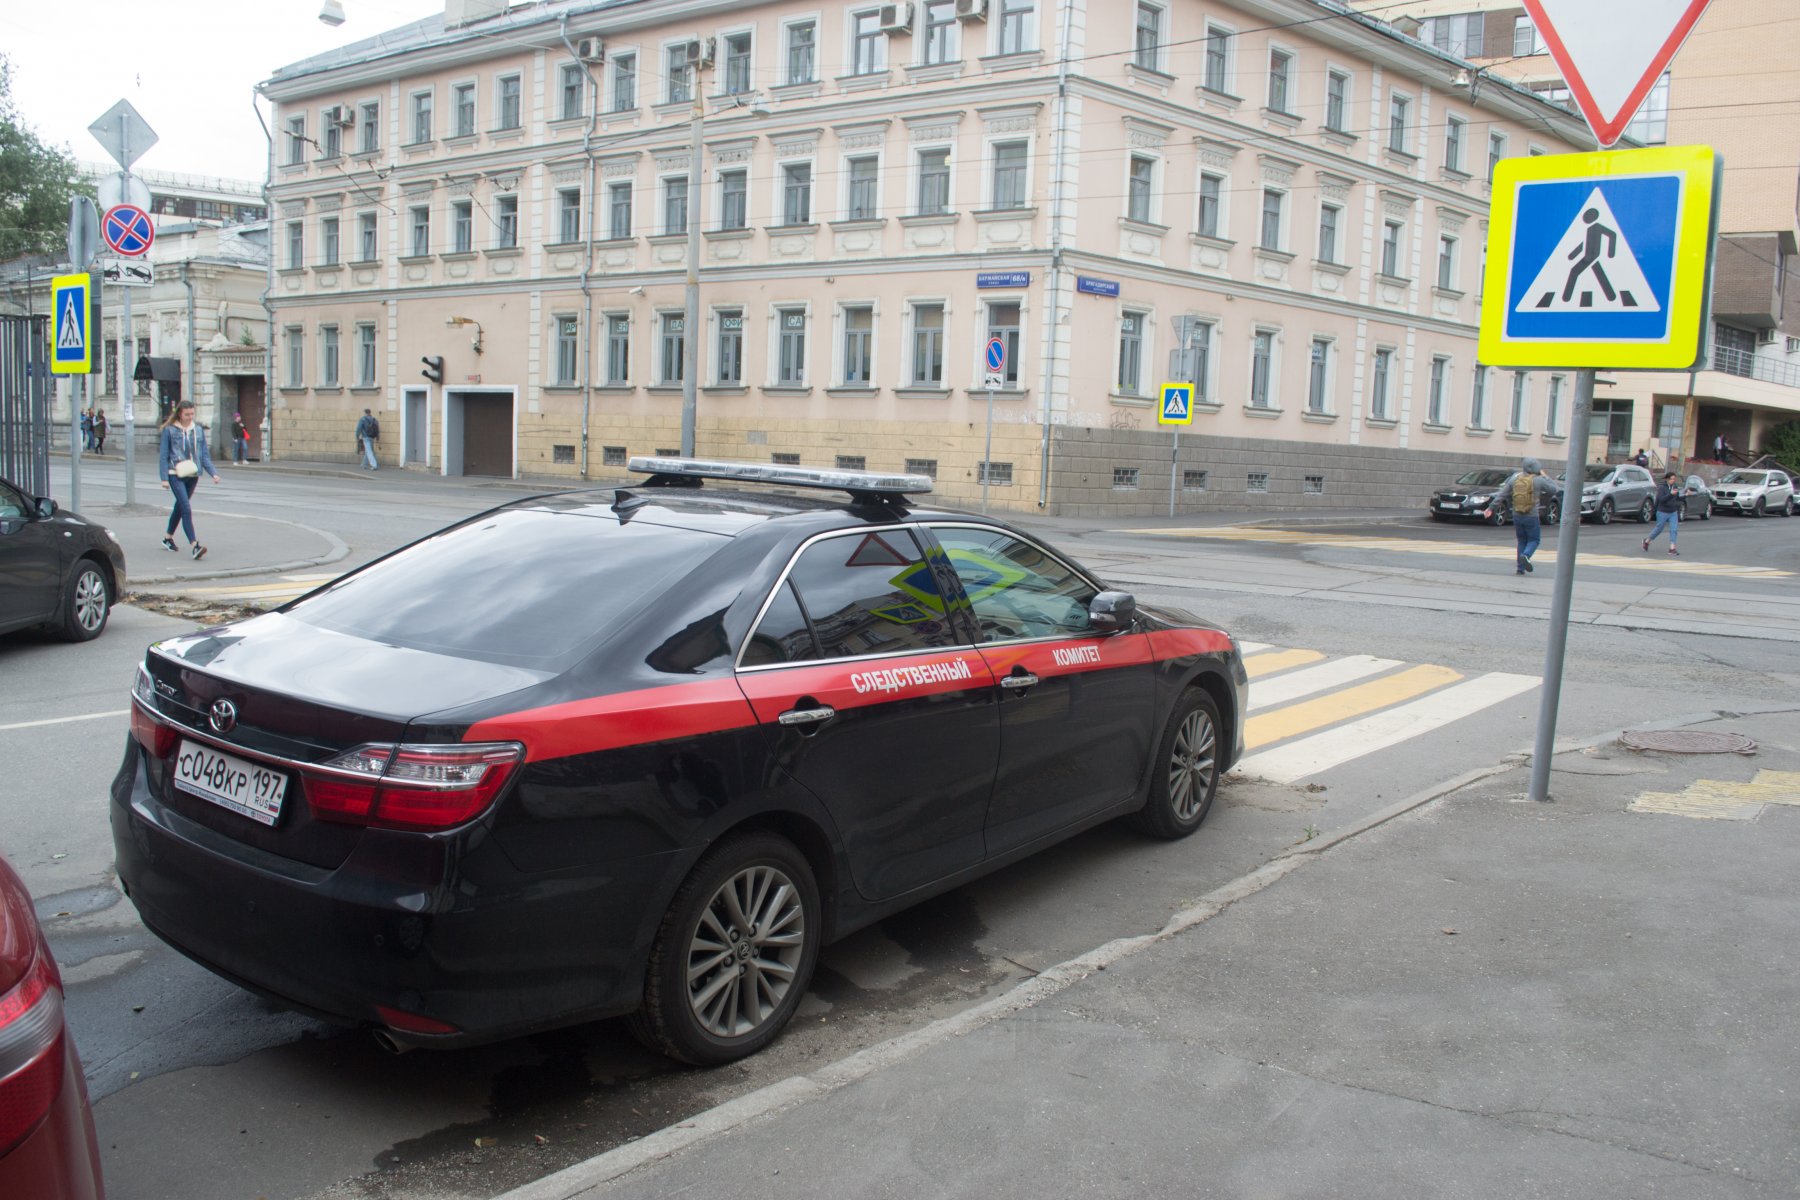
[174,740,288,826]
[1436,501,1458,510]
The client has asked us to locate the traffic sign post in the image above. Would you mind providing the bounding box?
[90,101,158,507]
[1158,381,1195,518]
[982,336,1006,513]
[1479,146,1720,803]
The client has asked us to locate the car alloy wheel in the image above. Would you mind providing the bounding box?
[1785,497,1795,517]
[59,562,110,642]
[1637,499,1655,523]
[1546,500,1561,525]
[1130,689,1221,839]
[1754,498,1766,518]
[1596,499,1614,525]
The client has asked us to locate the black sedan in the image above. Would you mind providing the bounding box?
[0,477,126,641]
[1429,469,1560,525]
[113,459,1246,1064]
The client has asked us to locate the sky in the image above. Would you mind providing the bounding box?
[3,0,447,183]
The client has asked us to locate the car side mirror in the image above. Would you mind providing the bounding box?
[1088,591,1137,633]
[34,497,57,519]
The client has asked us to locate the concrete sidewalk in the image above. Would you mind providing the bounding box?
[81,497,348,589]
[498,708,1800,1200]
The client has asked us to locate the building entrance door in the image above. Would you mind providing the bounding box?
[455,392,512,477]
[237,377,266,461]
[403,388,429,467]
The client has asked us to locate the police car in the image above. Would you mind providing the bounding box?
[113,458,1245,1064]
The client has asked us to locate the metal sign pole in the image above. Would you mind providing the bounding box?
[1529,367,1595,802]
[119,116,137,508]
[982,382,994,514]
[69,376,83,512]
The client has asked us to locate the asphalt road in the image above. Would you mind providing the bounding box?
[4,464,1798,1200]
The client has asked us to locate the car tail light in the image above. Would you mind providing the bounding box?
[304,743,524,831]
[0,933,65,1158]
[130,666,177,759]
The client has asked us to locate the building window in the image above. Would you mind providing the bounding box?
[410,91,432,143]
[1445,115,1466,172]
[716,309,744,384]
[1134,4,1163,71]
[1513,15,1545,56]
[285,116,306,165]
[917,148,950,215]
[1546,375,1564,436]
[1267,49,1293,113]
[1625,74,1670,144]
[666,43,695,104]
[602,445,628,467]
[608,182,632,240]
[1422,12,1484,57]
[358,212,377,260]
[1325,70,1349,131]
[923,1,958,64]
[660,313,685,384]
[1176,319,1213,401]
[1197,173,1223,238]
[1250,330,1274,408]
[837,455,867,472]
[1388,94,1410,153]
[555,316,579,385]
[777,308,808,385]
[977,461,1013,487]
[1428,355,1449,425]
[559,64,585,120]
[285,221,304,269]
[356,324,377,388]
[772,452,802,466]
[720,169,748,230]
[1125,155,1155,224]
[453,83,476,137]
[1113,467,1140,491]
[911,302,945,385]
[606,314,630,383]
[987,301,1021,387]
[1381,220,1403,276]
[1488,132,1508,181]
[556,188,582,243]
[991,141,1028,209]
[851,9,886,75]
[1510,372,1529,432]
[358,101,379,153]
[1318,204,1340,263]
[318,217,340,265]
[842,305,874,384]
[1304,475,1325,495]
[497,74,522,129]
[612,53,637,111]
[709,33,748,97]
[1247,472,1270,493]
[452,201,473,253]
[495,195,518,248]
[284,326,304,388]
[1437,235,1457,289]
[997,0,1036,55]
[1183,469,1208,492]
[1370,347,1393,420]
[663,177,689,235]
[1203,23,1232,93]
[1118,311,1145,395]
[1308,338,1330,414]
[1259,189,1284,251]
[320,324,340,387]
[409,206,430,257]
[1471,365,1489,427]
[320,116,341,160]
[846,155,879,220]
[786,21,817,84]
[782,162,813,225]
[906,458,938,479]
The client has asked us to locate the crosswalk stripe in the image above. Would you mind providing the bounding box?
[1235,641,1273,654]
[1235,671,1540,783]
[1245,663,1463,749]
[1248,655,1404,712]
[1242,648,1325,679]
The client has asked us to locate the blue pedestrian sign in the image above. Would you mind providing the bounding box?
[1157,382,1194,426]
[51,273,93,375]
[1479,145,1718,370]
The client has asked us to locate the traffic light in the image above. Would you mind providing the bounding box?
[420,355,444,383]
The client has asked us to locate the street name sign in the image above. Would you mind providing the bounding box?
[1478,145,1719,371]
[1521,0,1712,148]
[1157,382,1194,426]
[51,274,94,375]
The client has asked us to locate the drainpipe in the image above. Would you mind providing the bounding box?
[1038,0,1077,509]
[182,259,198,451]
[560,16,601,480]
[253,92,277,462]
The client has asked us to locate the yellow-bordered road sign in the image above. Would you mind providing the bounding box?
[1157,382,1195,426]
[1478,145,1719,370]
[51,273,93,375]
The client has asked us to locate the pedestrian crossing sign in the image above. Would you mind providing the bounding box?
[1478,145,1719,370]
[51,273,94,375]
[1158,381,1194,426]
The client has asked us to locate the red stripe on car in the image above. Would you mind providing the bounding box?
[737,651,996,723]
[466,678,758,763]
[1147,628,1235,660]
[976,631,1156,679]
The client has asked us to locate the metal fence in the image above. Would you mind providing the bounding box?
[0,315,51,496]
[1709,344,1800,390]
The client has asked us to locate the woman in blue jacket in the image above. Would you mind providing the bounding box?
[157,401,221,560]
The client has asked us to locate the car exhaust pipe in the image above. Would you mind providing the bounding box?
[371,1028,413,1055]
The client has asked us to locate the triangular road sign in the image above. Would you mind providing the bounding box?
[1522,0,1713,147]
[1516,187,1661,315]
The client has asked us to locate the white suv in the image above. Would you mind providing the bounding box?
[1710,469,1796,517]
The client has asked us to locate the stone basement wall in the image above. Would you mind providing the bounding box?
[1047,425,1550,517]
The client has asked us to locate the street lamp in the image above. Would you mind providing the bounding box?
[319,0,346,26]
[680,40,713,458]
[445,315,483,356]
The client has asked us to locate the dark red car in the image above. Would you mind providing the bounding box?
[0,854,105,1200]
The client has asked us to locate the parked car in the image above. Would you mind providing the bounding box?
[1572,463,1657,524]
[1709,469,1795,517]
[1680,474,1713,520]
[0,478,126,641]
[0,853,107,1200]
[113,458,1248,1065]
[1429,469,1561,525]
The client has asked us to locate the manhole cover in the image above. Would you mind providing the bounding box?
[1619,729,1756,755]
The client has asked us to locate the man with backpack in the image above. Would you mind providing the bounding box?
[354,408,381,470]
[1510,457,1561,576]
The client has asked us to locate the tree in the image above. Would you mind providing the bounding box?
[1762,420,1800,473]
[0,55,88,261]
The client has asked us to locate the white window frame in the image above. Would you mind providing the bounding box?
[661,175,689,236]
[1307,335,1334,415]
[1133,3,1166,73]
[1510,371,1530,433]
[657,311,687,385]
[553,314,580,386]
[994,0,1037,57]
[358,100,380,153]
[982,296,1026,389]
[356,322,377,388]
[1380,219,1405,277]
[558,62,587,121]
[319,323,340,388]
[848,8,888,76]
[610,50,639,112]
[1202,21,1236,94]
[409,205,431,258]
[718,167,749,230]
[1323,66,1352,133]
[1388,90,1413,155]
[1445,114,1467,173]
[836,301,877,386]
[495,73,523,131]
[408,90,433,145]
[357,211,378,261]
[1249,327,1280,410]
[713,306,745,385]
[284,326,304,388]
[920,0,960,65]
[1266,44,1297,115]
[986,137,1032,211]
[1125,153,1159,225]
[285,220,304,270]
[494,194,518,249]
[1370,345,1395,421]
[721,29,755,95]
[603,312,631,385]
[1196,170,1227,240]
[1117,308,1152,397]
[1546,374,1565,436]
[771,303,812,387]
[1428,354,1452,426]
[1317,201,1341,264]
[843,152,882,221]
[1258,187,1286,252]
[450,79,477,139]
[783,18,819,85]
[663,40,697,105]
[607,181,634,241]
[285,114,307,165]
[906,297,949,387]
[915,144,953,216]
[777,158,815,226]
[1470,364,1489,428]
[451,200,473,254]
[557,187,583,244]
[1488,131,1509,182]
[1437,234,1459,291]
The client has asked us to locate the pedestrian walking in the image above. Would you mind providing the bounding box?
[157,400,221,560]
[230,411,248,464]
[1643,472,1687,557]
[1509,457,1560,575]
[92,409,107,454]
[80,407,93,451]
[354,408,381,470]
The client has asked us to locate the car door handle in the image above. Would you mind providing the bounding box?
[999,673,1039,691]
[778,705,836,727]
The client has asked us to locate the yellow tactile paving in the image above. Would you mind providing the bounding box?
[1628,770,1800,821]
[1244,663,1464,750]
[1241,648,1326,678]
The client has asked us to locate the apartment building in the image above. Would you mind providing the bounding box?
[260,0,1590,512]
[1358,0,1800,465]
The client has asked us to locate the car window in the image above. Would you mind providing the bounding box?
[930,526,1097,644]
[1685,475,1705,490]
[1626,468,1650,483]
[0,482,26,520]
[1580,465,1614,483]
[1455,470,1510,487]
[1721,471,1763,485]
[747,528,959,665]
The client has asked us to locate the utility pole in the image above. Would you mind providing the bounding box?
[679,40,709,457]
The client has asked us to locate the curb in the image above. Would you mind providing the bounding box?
[120,513,350,586]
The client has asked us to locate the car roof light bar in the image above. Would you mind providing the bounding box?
[627,456,935,499]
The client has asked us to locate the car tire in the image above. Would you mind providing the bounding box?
[1596,499,1614,525]
[1636,498,1655,523]
[1546,500,1561,526]
[1784,497,1795,517]
[630,831,820,1066]
[1753,497,1766,518]
[57,560,110,642]
[1489,508,1508,527]
[1129,688,1222,840]
[1701,503,1711,521]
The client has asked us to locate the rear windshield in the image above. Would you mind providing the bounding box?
[286,508,726,668]
[1455,470,1511,487]
[1720,471,1766,485]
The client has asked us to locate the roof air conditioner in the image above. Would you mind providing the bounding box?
[955,0,986,21]
[879,2,914,34]
[576,37,604,64]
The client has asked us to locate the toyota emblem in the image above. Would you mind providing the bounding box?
[208,699,238,734]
